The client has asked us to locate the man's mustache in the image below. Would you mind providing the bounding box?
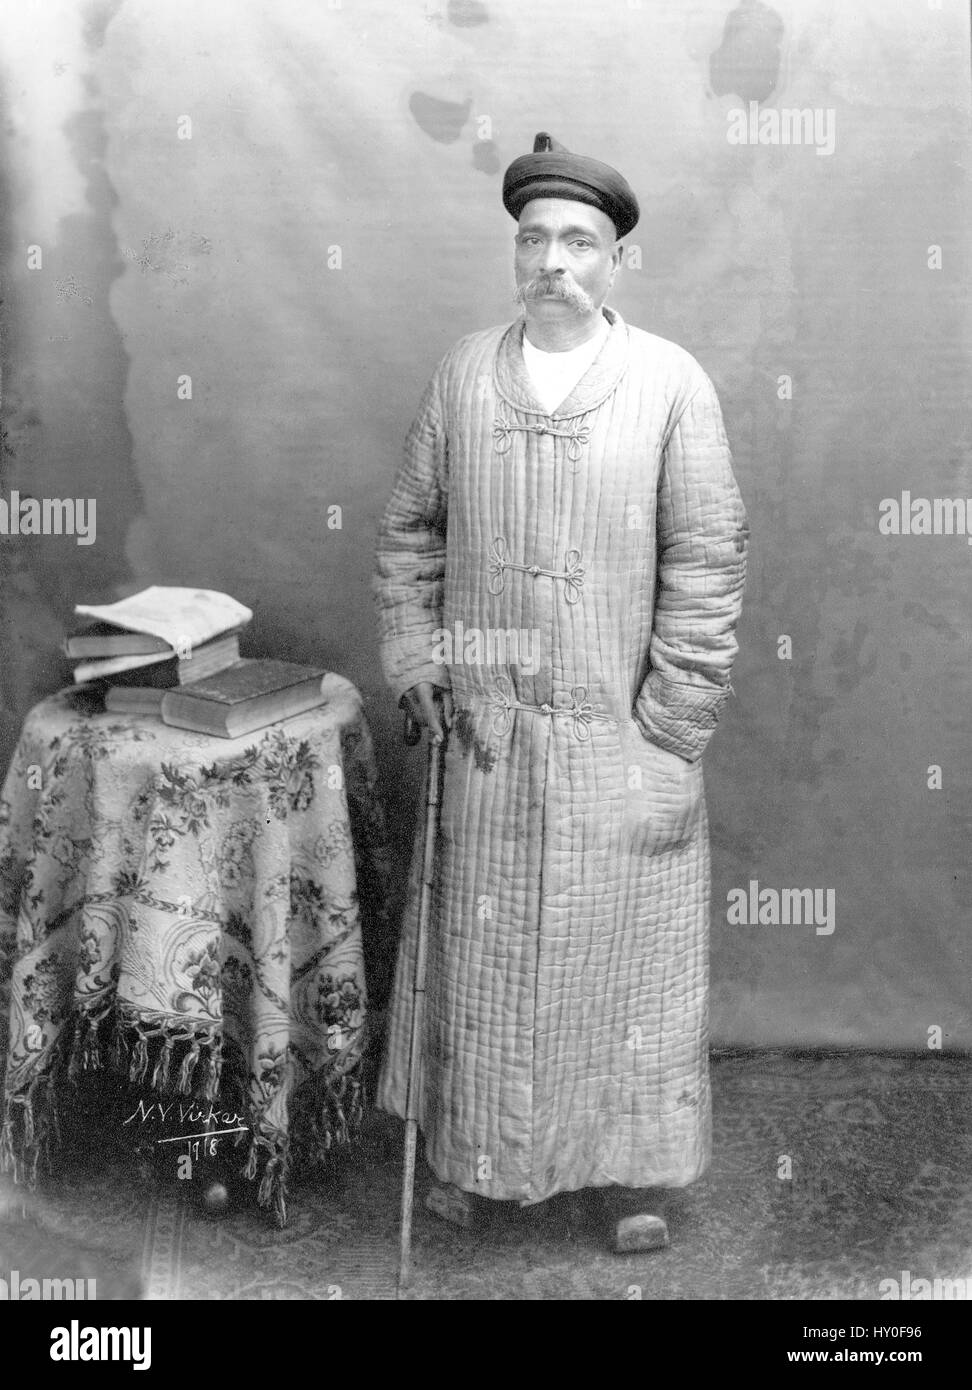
[513,273,595,314]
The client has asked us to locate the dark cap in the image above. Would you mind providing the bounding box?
[502,132,640,239]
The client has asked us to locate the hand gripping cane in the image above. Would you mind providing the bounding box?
[397,701,446,1295]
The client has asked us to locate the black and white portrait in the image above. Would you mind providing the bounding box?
[0,0,968,1346]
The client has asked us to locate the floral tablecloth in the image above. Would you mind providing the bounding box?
[0,675,390,1224]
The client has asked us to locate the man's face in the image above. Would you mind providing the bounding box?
[513,198,621,321]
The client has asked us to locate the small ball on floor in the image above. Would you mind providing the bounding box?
[199,1180,232,1217]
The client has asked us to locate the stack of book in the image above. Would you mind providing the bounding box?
[64,587,328,738]
[65,587,252,702]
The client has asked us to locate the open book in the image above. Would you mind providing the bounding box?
[74,587,253,654]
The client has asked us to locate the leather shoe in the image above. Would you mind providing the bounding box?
[606,1187,671,1253]
[424,1181,489,1231]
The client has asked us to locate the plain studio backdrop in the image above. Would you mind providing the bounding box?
[0,0,968,1048]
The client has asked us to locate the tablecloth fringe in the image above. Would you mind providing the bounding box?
[0,1071,60,1187]
[1,997,365,1228]
[49,1003,221,1102]
[245,1063,366,1227]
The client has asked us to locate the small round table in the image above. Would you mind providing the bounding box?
[0,674,390,1225]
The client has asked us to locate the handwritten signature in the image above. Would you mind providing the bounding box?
[122,1101,246,1129]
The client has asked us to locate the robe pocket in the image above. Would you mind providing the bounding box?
[618,720,703,855]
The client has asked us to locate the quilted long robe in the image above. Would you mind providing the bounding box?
[374,306,748,1203]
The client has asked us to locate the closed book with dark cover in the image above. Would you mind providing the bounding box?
[74,632,242,688]
[160,659,327,738]
[63,621,174,658]
[104,686,166,716]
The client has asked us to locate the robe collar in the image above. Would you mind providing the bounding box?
[493,304,629,419]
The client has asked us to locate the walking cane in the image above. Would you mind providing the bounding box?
[397,700,446,1297]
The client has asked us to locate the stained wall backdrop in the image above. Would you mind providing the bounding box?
[0,0,969,1044]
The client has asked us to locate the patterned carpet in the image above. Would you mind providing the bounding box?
[1,1052,969,1301]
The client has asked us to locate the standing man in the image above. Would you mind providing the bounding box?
[374,133,748,1252]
